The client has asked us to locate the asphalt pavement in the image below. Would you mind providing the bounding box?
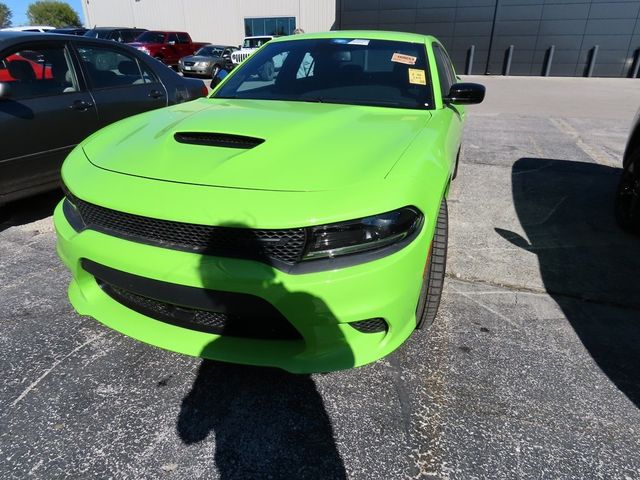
[1,76,640,479]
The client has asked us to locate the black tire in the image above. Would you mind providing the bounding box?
[211,64,221,78]
[615,150,640,234]
[258,61,275,81]
[416,199,448,329]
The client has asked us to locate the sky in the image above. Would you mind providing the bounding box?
[4,0,85,26]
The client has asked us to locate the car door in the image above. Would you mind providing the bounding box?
[0,40,99,199]
[74,42,167,128]
[176,33,193,58]
[432,43,463,174]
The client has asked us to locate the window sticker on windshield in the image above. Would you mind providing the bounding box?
[408,68,427,85]
[348,39,370,46]
[391,53,417,65]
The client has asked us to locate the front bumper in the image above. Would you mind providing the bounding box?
[54,200,430,373]
[179,65,213,76]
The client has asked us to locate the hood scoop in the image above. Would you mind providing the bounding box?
[174,132,265,149]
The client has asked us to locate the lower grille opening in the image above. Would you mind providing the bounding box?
[99,281,301,340]
[349,318,388,334]
[83,259,301,341]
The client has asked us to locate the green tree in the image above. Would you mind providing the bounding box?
[26,1,81,28]
[0,2,12,29]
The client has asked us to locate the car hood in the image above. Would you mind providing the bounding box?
[83,98,432,192]
[182,55,215,63]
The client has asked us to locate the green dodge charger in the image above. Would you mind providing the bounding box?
[54,31,484,373]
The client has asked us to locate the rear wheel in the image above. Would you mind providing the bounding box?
[615,150,640,234]
[416,199,448,329]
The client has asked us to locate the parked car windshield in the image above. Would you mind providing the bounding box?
[215,38,433,110]
[135,31,165,43]
[243,37,271,49]
[196,46,223,57]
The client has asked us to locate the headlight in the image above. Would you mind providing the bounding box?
[195,61,209,67]
[303,207,422,260]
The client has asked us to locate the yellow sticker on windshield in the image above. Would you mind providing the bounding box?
[408,68,426,85]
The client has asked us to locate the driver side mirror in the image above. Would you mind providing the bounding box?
[0,82,11,100]
[445,83,485,105]
[210,68,228,88]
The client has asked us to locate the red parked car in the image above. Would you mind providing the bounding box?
[128,31,207,67]
[0,53,52,82]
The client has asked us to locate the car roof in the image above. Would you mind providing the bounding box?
[0,30,148,47]
[271,30,436,44]
[1,25,54,31]
[87,27,146,31]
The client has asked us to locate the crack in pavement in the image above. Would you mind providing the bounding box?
[445,273,640,312]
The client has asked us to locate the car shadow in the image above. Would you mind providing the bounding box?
[496,158,640,407]
[0,188,62,232]
[176,223,350,479]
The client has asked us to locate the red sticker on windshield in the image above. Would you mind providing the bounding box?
[391,53,417,65]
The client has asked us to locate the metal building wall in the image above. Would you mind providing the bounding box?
[82,0,337,46]
[338,0,640,78]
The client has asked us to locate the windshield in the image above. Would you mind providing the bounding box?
[243,37,272,49]
[195,46,224,57]
[135,31,165,43]
[215,38,433,110]
[84,29,111,39]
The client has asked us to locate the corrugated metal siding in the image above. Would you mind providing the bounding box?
[339,0,640,78]
[83,0,336,46]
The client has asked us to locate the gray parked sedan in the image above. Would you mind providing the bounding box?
[178,44,236,78]
[0,31,207,205]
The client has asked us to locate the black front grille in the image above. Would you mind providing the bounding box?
[66,191,306,265]
[184,61,195,66]
[349,318,388,334]
[84,259,302,341]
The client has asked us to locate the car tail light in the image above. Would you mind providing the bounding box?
[201,84,209,97]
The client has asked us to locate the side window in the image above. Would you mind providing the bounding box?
[296,52,314,79]
[432,44,452,99]
[168,33,179,44]
[78,45,147,89]
[177,33,190,44]
[0,43,79,99]
[139,60,159,84]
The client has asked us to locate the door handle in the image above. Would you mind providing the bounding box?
[69,100,93,111]
[149,89,165,99]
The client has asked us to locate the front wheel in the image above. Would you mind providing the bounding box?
[615,150,640,234]
[416,199,448,329]
[211,64,221,79]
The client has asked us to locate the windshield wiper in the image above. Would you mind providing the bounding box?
[299,96,409,108]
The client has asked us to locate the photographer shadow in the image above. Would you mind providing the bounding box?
[177,222,350,479]
[496,158,640,407]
